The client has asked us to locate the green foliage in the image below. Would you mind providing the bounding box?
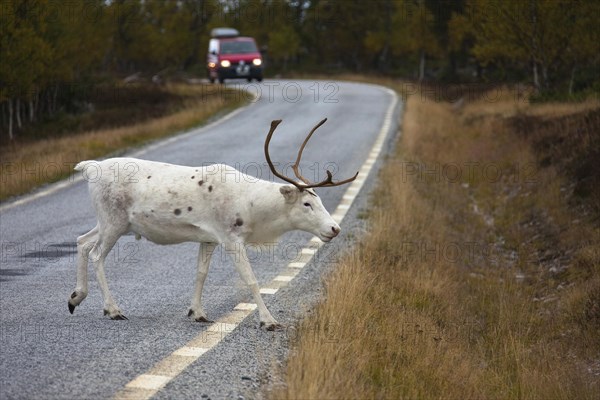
[0,0,52,100]
[390,0,441,80]
[450,0,600,91]
[2,0,599,141]
[268,25,301,69]
[391,1,440,57]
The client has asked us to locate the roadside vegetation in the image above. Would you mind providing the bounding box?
[0,83,246,201]
[270,83,600,399]
[3,1,598,141]
[3,1,597,203]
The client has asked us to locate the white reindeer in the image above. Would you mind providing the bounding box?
[68,119,357,330]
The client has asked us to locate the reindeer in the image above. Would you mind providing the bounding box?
[68,119,357,330]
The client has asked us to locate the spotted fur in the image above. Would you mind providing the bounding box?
[68,157,341,329]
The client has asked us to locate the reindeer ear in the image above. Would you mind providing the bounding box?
[279,185,299,203]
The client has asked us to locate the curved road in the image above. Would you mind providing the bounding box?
[0,80,400,399]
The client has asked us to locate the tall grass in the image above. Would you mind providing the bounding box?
[270,85,600,399]
[0,84,246,201]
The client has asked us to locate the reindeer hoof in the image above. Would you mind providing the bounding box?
[104,309,128,320]
[69,291,83,314]
[260,321,284,331]
[188,309,212,322]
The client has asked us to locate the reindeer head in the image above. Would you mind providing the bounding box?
[264,119,358,242]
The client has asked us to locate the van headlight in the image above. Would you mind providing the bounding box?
[252,58,262,66]
[220,60,231,68]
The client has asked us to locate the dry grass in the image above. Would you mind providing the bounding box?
[269,84,600,399]
[0,84,246,201]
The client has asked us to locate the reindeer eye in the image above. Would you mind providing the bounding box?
[304,202,312,209]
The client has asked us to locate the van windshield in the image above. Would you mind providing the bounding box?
[220,41,258,54]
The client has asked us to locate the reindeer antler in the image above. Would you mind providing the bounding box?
[264,119,359,191]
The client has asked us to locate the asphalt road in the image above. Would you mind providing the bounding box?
[0,79,401,399]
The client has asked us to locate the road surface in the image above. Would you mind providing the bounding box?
[0,80,400,399]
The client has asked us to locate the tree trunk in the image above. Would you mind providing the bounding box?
[47,90,52,115]
[378,42,389,73]
[568,65,576,95]
[419,49,425,82]
[541,64,549,89]
[52,85,59,115]
[29,98,35,122]
[8,99,14,141]
[352,49,361,72]
[15,99,22,129]
[530,0,540,91]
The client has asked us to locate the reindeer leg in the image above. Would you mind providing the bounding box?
[68,224,99,314]
[226,241,282,331]
[92,227,127,320]
[189,242,217,322]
